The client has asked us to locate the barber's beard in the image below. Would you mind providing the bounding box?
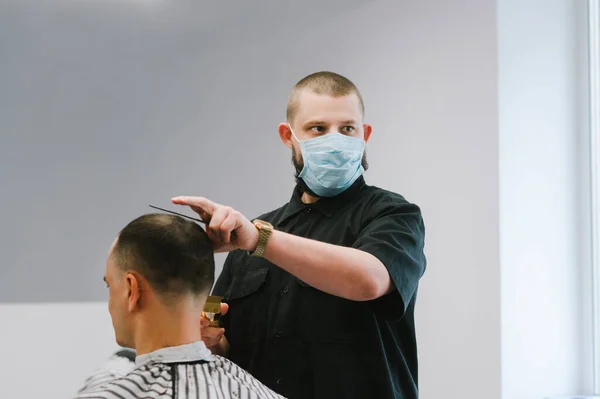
[291,146,369,197]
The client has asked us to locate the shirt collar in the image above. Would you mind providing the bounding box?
[279,176,366,224]
[135,341,215,366]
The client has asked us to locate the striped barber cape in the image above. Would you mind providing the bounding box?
[74,341,285,399]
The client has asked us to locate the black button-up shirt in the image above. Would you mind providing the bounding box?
[212,176,426,399]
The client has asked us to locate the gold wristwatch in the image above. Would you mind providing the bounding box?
[250,219,273,257]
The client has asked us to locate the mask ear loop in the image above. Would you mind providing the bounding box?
[288,123,301,143]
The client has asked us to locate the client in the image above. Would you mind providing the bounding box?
[75,214,283,399]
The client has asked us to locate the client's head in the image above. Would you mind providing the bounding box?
[104,213,214,350]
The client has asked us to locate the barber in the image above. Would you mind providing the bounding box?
[172,71,426,399]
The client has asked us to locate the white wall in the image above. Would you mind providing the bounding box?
[0,303,118,398]
[498,0,592,398]
[1,0,503,398]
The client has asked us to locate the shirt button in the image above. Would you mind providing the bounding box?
[282,286,289,294]
[276,378,283,385]
[276,331,282,338]
[306,208,312,213]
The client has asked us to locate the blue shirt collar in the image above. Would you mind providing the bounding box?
[135,341,215,366]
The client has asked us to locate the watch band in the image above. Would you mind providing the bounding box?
[251,220,272,257]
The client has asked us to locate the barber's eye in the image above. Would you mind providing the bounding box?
[341,126,355,133]
[310,126,325,133]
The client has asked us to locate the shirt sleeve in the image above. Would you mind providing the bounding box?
[352,197,426,320]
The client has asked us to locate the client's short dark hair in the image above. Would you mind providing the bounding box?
[112,214,214,300]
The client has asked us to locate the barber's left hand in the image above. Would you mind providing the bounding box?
[171,196,259,253]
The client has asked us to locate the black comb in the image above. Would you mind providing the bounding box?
[148,205,206,224]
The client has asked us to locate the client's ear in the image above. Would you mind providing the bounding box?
[125,272,141,312]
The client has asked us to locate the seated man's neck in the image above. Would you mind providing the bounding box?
[133,300,203,356]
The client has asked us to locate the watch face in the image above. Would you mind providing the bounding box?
[254,220,272,229]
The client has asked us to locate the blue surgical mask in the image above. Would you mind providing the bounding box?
[290,126,365,197]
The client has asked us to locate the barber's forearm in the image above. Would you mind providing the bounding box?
[263,230,392,301]
[211,335,230,357]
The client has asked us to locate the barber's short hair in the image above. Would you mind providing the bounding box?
[112,214,214,300]
[286,71,365,123]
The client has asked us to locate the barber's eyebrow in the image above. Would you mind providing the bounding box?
[103,276,107,284]
[340,120,358,125]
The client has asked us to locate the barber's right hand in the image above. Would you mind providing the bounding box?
[201,302,229,349]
